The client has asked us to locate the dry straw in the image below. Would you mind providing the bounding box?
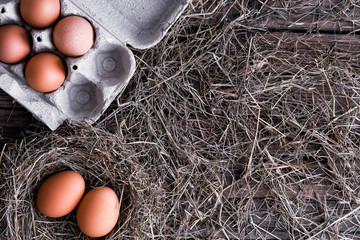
[1,0,360,239]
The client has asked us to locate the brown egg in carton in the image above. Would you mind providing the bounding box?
[0,0,190,130]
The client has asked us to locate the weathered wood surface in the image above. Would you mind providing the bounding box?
[2,0,360,139]
[0,89,33,141]
[1,1,360,238]
[220,1,360,238]
[250,0,360,32]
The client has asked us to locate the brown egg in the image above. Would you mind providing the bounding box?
[36,171,85,218]
[25,53,66,93]
[77,187,120,238]
[20,0,61,28]
[53,16,94,57]
[0,25,31,64]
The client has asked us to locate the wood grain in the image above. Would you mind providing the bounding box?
[251,31,360,111]
[210,196,358,239]
[214,29,360,239]
[0,89,33,141]
[249,0,360,32]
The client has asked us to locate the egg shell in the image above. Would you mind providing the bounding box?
[0,25,32,64]
[20,0,61,28]
[76,186,120,238]
[36,171,85,218]
[25,53,66,93]
[53,16,94,57]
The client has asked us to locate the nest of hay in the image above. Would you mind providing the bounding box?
[1,0,360,239]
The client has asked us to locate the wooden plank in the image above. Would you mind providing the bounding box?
[220,158,360,238]
[0,89,33,140]
[249,0,360,32]
[224,180,336,200]
[224,159,342,199]
[255,31,360,56]
[214,31,360,239]
[211,197,360,239]
[249,31,360,111]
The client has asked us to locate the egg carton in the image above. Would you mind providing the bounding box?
[0,0,190,130]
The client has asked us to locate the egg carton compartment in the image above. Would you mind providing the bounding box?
[0,0,190,130]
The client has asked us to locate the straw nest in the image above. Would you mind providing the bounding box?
[1,0,360,239]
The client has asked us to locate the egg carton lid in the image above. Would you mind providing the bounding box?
[72,0,190,49]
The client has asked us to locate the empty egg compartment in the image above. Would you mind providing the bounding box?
[50,25,136,125]
[70,42,135,88]
[52,74,104,123]
[52,44,135,124]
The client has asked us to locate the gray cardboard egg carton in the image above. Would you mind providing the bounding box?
[0,0,190,130]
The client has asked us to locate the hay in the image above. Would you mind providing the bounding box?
[1,0,360,239]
